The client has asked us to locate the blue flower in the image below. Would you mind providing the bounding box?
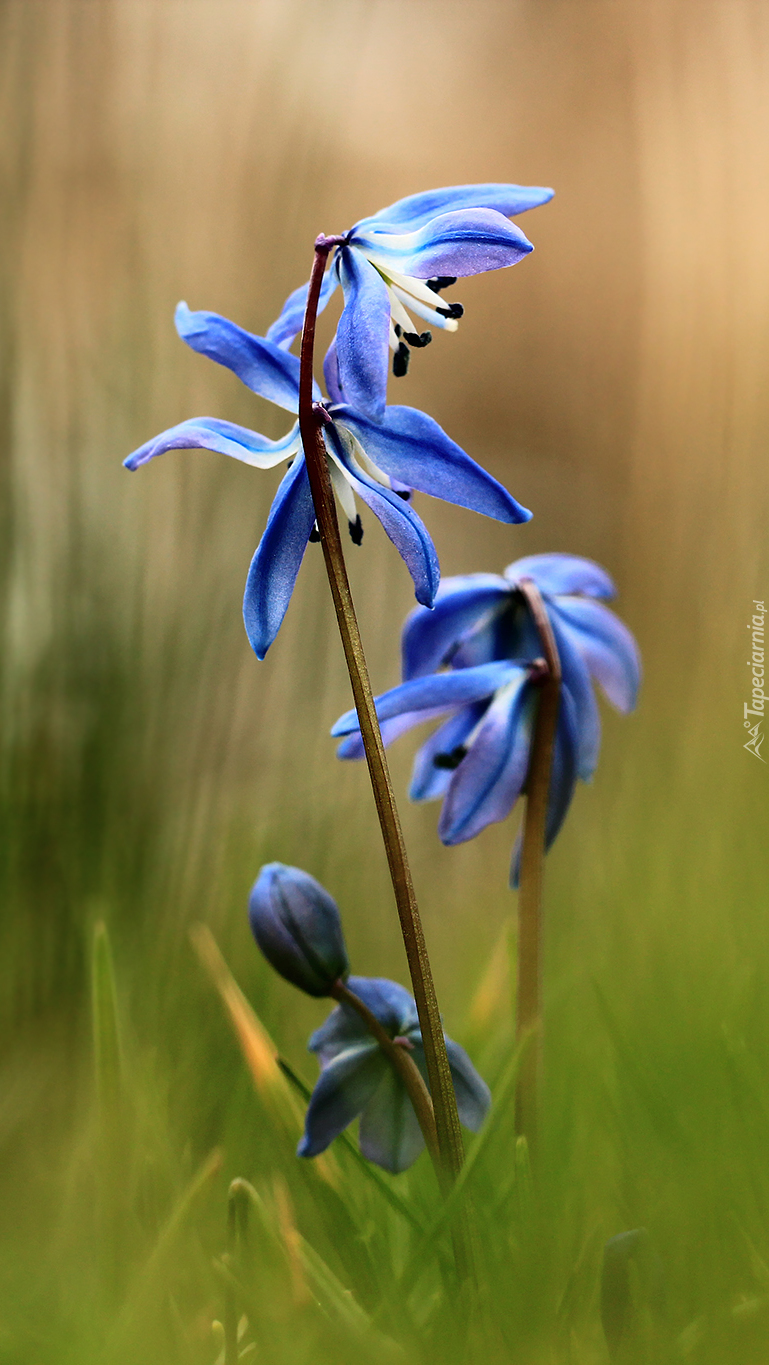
[248,863,350,997]
[124,303,531,659]
[267,183,554,421]
[299,976,490,1174]
[332,555,640,879]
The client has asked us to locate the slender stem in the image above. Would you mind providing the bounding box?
[514,579,562,1150]
[331,980,441,1169]
[297,237,465,1189]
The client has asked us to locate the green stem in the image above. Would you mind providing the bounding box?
[514,579,562,1151]
[298,239,469,1263]
[330,979,440,1170]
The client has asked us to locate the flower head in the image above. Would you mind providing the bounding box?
[248,863,349,997]
[124,304,530,659]
[332,554,640,881]
[299,975,490,1173]
[267,183,554,421]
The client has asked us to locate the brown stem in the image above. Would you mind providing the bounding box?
[514,579,562,1151]
[297,240,473,1278]
[330,980,441,1169]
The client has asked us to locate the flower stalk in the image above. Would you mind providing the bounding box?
[514,578,562,1150]
[298,239,466,1199]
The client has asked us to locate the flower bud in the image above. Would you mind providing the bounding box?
[248,864,349,997]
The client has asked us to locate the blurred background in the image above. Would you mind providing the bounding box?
[1,1,768,1360]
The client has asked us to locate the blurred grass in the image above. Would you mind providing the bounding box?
[1,0,769,1360]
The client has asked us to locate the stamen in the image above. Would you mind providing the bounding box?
[286,457,294,468]
[394,489,412,501]
[309,524,321,543]
[348,515,364,545]
[394,323,402,337]
[426,276,457,293]
[433,745,468,771]
[403,330,432,348]
[437,302,464,320]
[393,341,410,377]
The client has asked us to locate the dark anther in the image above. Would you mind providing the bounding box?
[426,276,457,293]
[394,323,402,338]
[393,341,410,377]
[433,745,467,771]
[309,524,321,543]
[394,488,412,501]
[403,330,432,348]
[286,457,294,468]
[437,302,464,320]
[348,515,364,546]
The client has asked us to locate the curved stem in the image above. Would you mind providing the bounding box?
[514,579,562,1151]
[330,980,440,1170]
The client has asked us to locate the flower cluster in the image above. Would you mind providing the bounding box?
[249,864,489,1173]
[124,184,552,657]
[333,554,640,881]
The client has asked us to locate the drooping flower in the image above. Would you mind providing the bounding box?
[124,304,531,659]
[248,863,349,997]
[332,554,640,879]
[267,183,554,421]
[299,975,490,1174]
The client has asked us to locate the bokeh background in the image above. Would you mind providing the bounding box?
[1,1,769,1360]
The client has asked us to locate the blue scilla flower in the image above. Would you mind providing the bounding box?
[267,183,553,421]
[248,863,349,997]
[332,554,640,877]
[124,304,530,659]
[299,976,490,1174]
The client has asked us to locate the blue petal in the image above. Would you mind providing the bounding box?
[409,703,488,802]
[438,673,535,844]
[242,455,316,659]
[331,661,523,737]
[354,183,554,233]
[504,553,616,600]
[335,406,531,524]
[124,416,301,471]
[298,1043,385,1158]
[266,265,339,350]
[336,249,390,422]
[308,976,419,1066]
[175,302,317,411]
[548,615,602,781]
[549,598,641,713]
[510,686,580,887]
[358,1065,426,1173]
[355,209,533,279]
[336,710,448,762]
[322,337,344,404]
[327,427,439,608]
[445,1038,491,1131]
[400,575,511,680]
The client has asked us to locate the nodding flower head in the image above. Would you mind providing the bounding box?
[124,304,531,660]
[333,554,640,883]
[266,182,553,422]
[248,863,349,997]
[299,975,490,1173]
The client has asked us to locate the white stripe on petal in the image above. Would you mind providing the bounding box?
[390,284,458,332]
[326,450,359,524]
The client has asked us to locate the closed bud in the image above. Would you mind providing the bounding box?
[248,864,349,997]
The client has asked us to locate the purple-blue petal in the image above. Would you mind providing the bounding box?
[549,597,641,713]
[548,614,602,781]
[504,553,616,600]
[242,455,316,659]
[266,265,339,350]
[331,661,522,737]
[336,249,390,422]
[356,208,533,279]
[309,977,419,1067]
[438,673,535,844]
[444,1038,491,1130]
[336,709,449,762]
[322,337,344,404]
[510,686,580,887]
[123,416,300,471]
[409,703,489,802]
[175,302,316,411]
[400,575,511,680]
[354,183,554,233]
[358,1066,426,1173]
[298,1044,385,1158]
[335,406,531,524]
